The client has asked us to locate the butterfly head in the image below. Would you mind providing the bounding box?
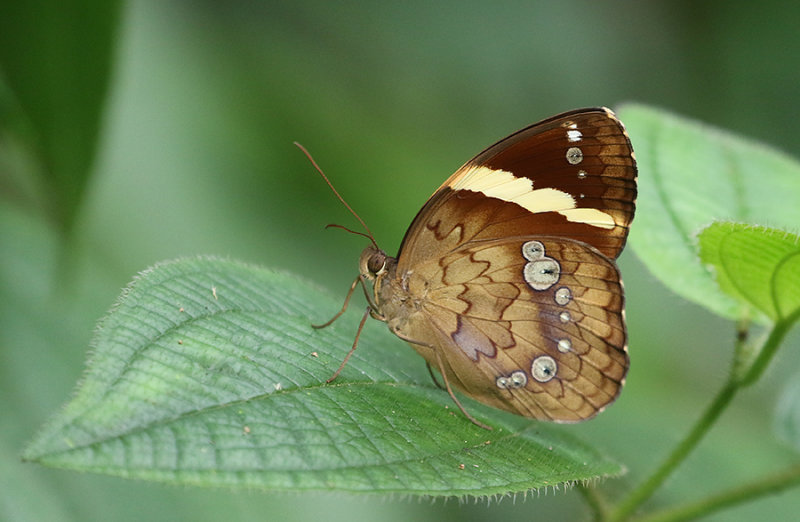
[359,245,391,282]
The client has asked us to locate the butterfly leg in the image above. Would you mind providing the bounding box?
[425,363,445,391]
[389,330,444,382]
[313,276,359,329]
[314,274,383,329]
[390,329,491,429]
[313,276,362,329]
[433,350,493,431]
[326,306,370,383]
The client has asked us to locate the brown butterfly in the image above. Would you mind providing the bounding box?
[301,107,636,430]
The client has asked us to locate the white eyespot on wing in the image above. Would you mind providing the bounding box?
[531,356,557,382]
[566,147,583,165]
[522,241,561,291]
[554,287,572,305]
[496,370,528,390]
[522,240,545,260]
[509,370,527,388]
[523,258,561,291]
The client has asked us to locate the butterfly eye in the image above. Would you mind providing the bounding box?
[367,251,387,276]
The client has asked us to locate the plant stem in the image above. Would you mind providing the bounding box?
[630,463,800,522]
[737,318,792,387]
[577,482,608,521]
[608,320,792,521]
[608,381,738,521]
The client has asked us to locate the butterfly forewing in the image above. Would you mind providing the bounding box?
[397,107,636,266]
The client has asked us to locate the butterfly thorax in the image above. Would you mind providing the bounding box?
[359,245,428,337]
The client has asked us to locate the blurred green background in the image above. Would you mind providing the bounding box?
[2,1,800,520]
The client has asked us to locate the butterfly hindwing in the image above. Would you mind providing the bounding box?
[403,236,627,421]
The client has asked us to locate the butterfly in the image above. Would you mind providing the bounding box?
[301,107,637,430]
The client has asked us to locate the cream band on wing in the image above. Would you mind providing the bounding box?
[558,207,615,229]
[448,165,615,229]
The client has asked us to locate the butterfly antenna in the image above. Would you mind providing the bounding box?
[324,223,375,243]
[294,142,378,248]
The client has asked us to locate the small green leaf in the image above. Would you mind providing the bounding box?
[618,104,800,321]
[24,257,622,495]
[699,222,800,323]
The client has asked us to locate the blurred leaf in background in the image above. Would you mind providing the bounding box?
[3,1,800,521]
[0,0,121,235]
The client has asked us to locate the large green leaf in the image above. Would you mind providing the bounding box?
[618,104,800,322]
[24,258,622,495]
[698,222,800,323]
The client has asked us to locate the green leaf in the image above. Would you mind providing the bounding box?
[618,104,800,322]
[24,257,622,495]
[776,373,800,454]
[0,0,122,233]
[698,222,800,323]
